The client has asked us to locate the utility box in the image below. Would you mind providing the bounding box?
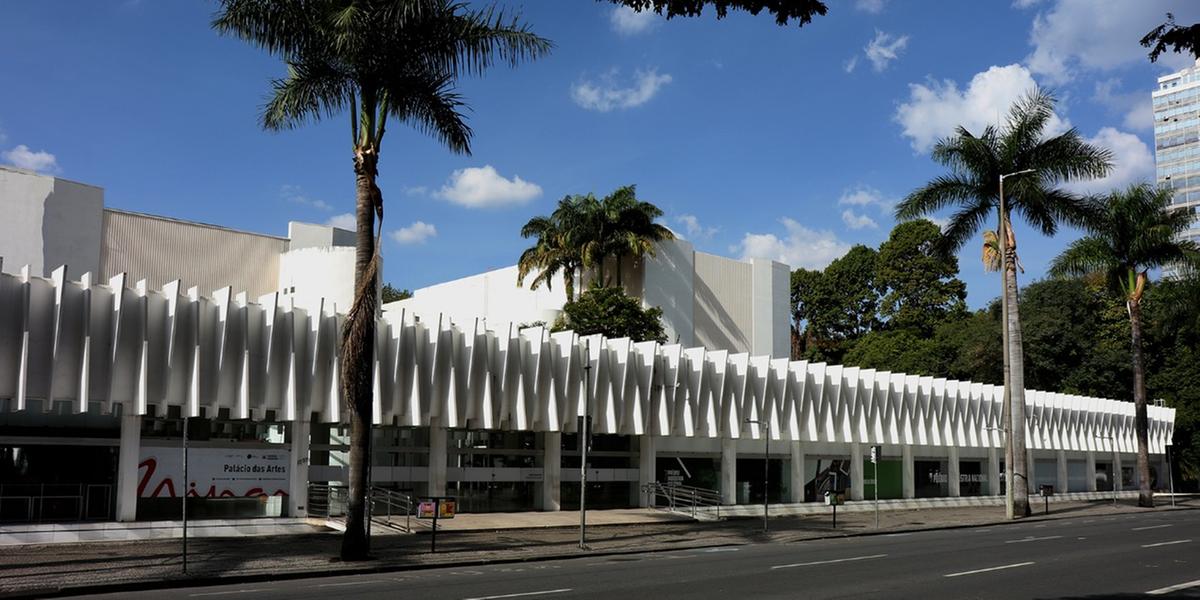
[1040,485,1054,497]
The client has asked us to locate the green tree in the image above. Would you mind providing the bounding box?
[594,185,675,287]
[213,0,550,559]
[1019,278,1128,397]
[877,219,967,334]
[605,0,827,26]
[896,89,1112,518]
[552,286,667,344]
[1144,278,1200,487]
[1142,13,1200,62]
[791,246,879,363]
[517,196,590,301]
[1049,183,1200,507]
[789,267,822,359]
[381,283,412,303]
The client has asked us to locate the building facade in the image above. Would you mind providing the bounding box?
[0,168,1177,523]
[1153,59,1200,276]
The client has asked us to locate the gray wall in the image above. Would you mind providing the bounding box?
[101,210,287,297]
[693,252,753,353]
[0,167,104,278]
[642,239,695,346]
[287,221,355,251]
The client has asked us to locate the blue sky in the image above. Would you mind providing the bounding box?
[2,0,1197,308]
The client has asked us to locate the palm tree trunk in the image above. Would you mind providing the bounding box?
[565,266,575,302]
[340,149,380,561]
[1004,252,1030,517]
[1129,298,1154,507]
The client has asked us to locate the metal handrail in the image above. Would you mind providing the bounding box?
[369,486,414,533]
[0,483,113,523]
[642,481,722,519]
[307,483,413,533]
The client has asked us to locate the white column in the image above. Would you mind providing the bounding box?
[1113,452,1123,492]
[721,438,737,505]
[1086,452,1097,492]
[850,444,864,501]
[1056,450,1068,494]
[428,418,447,497]
[901,445,915,499]
[948,446,961,498]
[115,412,141,522]
[637,435,656,508]
[542,432,562,512]
[1027,449,1037,494]
[988,446,1001,496]
[790,442,805,503]
[288,420,311,517]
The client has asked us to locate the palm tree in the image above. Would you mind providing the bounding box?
[213,0,550,560]
[594,185,674,287]
[517,196,591,301]
[896,89,1111,518]
[1049,184,1200,507]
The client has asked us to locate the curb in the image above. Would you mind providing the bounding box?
[5,503,1195,599]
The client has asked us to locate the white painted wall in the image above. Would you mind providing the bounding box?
[693,252,753,353]
[0,166,103,278]
[387,264,568,328]
[642,239,695,346]
[278,246,357,313]
[750,259,791,358]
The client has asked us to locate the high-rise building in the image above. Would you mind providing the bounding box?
[1153,59,1200,276]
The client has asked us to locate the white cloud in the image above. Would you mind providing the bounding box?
[1064,127,1154,195]
[280,184,334,211]
[675,214,717,240]
[1026,0,1200,84]
[1012,0,1044,7]
[434,165,542,208]
[610,5,657,35]
[571,68,672,112]
[895,64,1070,153]
[326,213,356,230]
[841,210,879,230]
[735,218,852,270]
[844,56,859,74]
[855,0,886,14]
[403,185,429,197]
[391,221,437,245]
[865,30,909,72]
[1092,78,1153,132]
[2,144,59,173]
[838,185,890,209]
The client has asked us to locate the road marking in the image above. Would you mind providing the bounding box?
[771,554,887,570]
[1148,579,1200,595]
[1132,524,1173,531]
[699,547,740,553]
[189,591,268,598]
[463,589,573,600]
[1004,536,1062,544]
[319,581,385,588]
[883,533,912,537]
[944,562,1035,578]
[1142,539,1191,548]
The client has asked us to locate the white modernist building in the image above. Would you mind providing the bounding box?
[0,166,1177,524]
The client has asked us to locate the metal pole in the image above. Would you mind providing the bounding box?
[763,423,769,533]
[580,339,590,550]
[1168,444,1176,508]
[182,415,189,575]
[999,175,1013,522]
[874,457,879,529]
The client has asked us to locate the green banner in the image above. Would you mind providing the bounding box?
[863,459,902,500]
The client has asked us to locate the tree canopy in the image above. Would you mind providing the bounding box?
[553,286,667,344]
[1142,12,1200,63]
[604,0,827,27]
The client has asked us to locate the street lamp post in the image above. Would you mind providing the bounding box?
[998,168,1036,521]
[745,419,769,532]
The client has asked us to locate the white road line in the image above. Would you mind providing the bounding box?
[1132,524,1173,531]
[189,591,268,598]
[463,589,573,600]
[1004,535,1062,544]
[319,580,385,588]
[771,554,888,570]
[883,533,912,537]
[1142,539,1192,548]
[1147,579,1200,595]
[944,562,1035,578]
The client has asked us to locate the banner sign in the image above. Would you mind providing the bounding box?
[138,447,290,498]
[418,499,457,519]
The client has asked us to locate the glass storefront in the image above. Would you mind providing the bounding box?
[561,433,637,511]
[803,457,851,502]
[959,460,985,496]
[734,458,788,504]
[914,460,949,498]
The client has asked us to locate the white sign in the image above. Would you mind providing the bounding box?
[138,447,290,498]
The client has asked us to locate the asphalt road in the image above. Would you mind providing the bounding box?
[73,508,1200,599]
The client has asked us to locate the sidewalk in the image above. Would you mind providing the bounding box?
[1,498,1195,598]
